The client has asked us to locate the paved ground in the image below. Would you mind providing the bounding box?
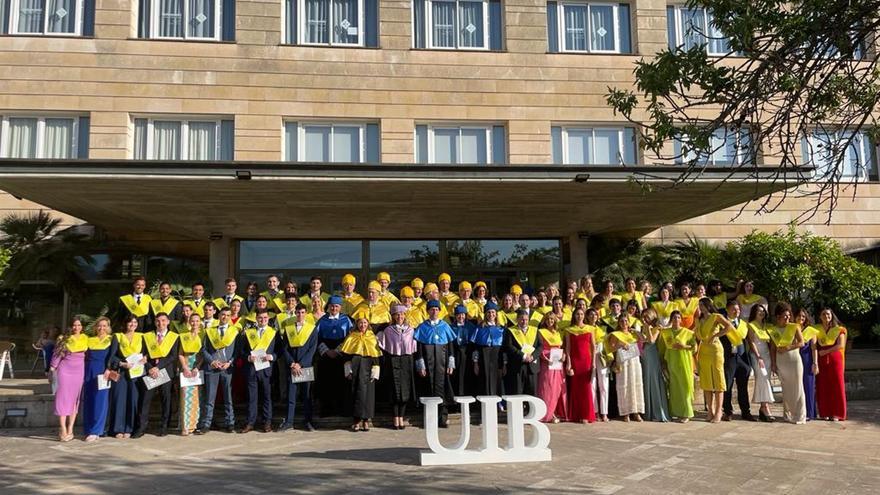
[1,402,879,495]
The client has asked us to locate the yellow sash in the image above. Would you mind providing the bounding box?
[675,297,699,316]
[339,330,381,357]
[87,335,113,350]
[283,320,316,347]
[245,311,277,323]
[206,325,238,350]
[801,325,820,343]
[726,319,749,347]
[662,327,694,348]
[507,325,539,349]
[566,323,592,336]
[622,292,646,309]
[183,299,207,317]
[610,330,637,345]
[819,326,845,346]
[115,332,145,377]
[64,334,88,353]
[150,297,180,316]
[120,294,151,318]
[351,301,391,325]
[539,328,563,347]
[179,331,203,354]
[768,324,798,347]
[213,294,243,310]
[712,293,727,310]
[651,300,675,318]
[299,292,330,308]
[245,327,276,352]
[143,331,179,359]
[749,322,770,341]
[737,294,762,305]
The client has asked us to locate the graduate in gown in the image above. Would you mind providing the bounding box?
[503,309,542,398]
[449,305,477,398]
[815,308,847,421]
[114,277,152,331]
[342,317,382,431]
[340,273,365,315]
[109,316,145,438]
[350,281,392,331]
[133,313,180,438]
[376,305,418,430]
[315,296,355,417]
[413,300,457,427]
[662,311,696,422]
[82,317,116,441]
[277,303,318,432]
[470,303,505,399]
[565,307,596,423]
[240,310,277,433]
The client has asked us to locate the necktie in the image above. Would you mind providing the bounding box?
[219,326,225,338]
[136,294,141,305]
[226,295,232,304]
[157,331,164,344]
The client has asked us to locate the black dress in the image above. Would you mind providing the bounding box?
[348,354,378,421]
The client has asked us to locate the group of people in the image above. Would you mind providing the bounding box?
[46,273,849,442]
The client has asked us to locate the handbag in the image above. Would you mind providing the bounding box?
[107,370,121,382]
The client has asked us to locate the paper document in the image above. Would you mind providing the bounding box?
[179,370,203,388]
[549,348,564,370]
[291,366,315,383]
[97,375,112,390]
[143,369,170,390]
[126,353,145,379]
[251,350,270,371]
[521,344,535,356]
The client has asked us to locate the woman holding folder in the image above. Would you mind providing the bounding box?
[536,312,567,423]
[178,313,204,435]
[109,315,145,438]
[82,317,117,441]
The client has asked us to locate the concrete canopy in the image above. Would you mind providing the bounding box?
[0,160,804,241]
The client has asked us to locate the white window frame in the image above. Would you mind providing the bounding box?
[803,130,874,181]
[134,117,223,160]
[297,0,366,47]
[425,125,493,164]
[671,5,729,56]
[557,2,622,54]
[287,122,367,162]
[559,126,633,165]
[149,0,222,41]
[426,0,490,50]
[0,114,80,158]
[7,0,85,36]
[676,127,753,166]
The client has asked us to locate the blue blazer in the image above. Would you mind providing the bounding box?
[280,327,318,368]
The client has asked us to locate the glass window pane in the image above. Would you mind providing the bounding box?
[459,128,487,164]
[681,8,706,51]
[593,129,620,164]
[188,0,215,38]
[239,240,362,269]
[563,4,587,51]
[432,0,456,48]
[187,121,216,160]
[5,118,38,158]
[306,0,330,43]
[446,239,560,269]
[133,119,148,160]
[159,0,184,37]
[566,129,589,165]
[304,125,331,161]
[152,121,182,160]
[369,240,440,270]
[433,128,458,163]
[458,0,484,48]
[47,0,76,33]
[17,0,45,33]
[332,125,360,162]
[332,0,359,44]
[706,11,729,54]
[589,5,615,51]
[43,118,74,159]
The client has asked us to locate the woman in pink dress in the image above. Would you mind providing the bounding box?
[49,317,87,442]
[565,307,596,423]
[537,312,567,423]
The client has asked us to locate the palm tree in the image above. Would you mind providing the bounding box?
[0,210,95,298]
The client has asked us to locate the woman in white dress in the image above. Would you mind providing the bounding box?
[770,302,807,424]
[588,308,610,422]
[746,304,776,422]
[609,314,644,422]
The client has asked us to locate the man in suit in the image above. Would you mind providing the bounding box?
[184,282,208,318]
[114,276,152,330]
[721,300,756,421]
[213,278,243,311]
[240,309,276,433]
[150,282,182,326]
[195,307,238,434]
[502,309,542,397]
[133,313,179,438]
[276,303,318,432]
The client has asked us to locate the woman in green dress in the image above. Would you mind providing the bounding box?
[662,311,696,422]
[639,308,669,422]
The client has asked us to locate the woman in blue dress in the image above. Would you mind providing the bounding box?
[82,317,117,441]
[795,308,818,420]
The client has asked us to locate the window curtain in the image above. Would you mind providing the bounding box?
[705,11,728,54]
[593,129,620,164]
[5,118,37,158]
[589,5,614,51]
[159,0,183,37]
[43,118,73,158]
[459,128,486,163]
[47,0,75,33]
[458,0,483,48]
[682,8,706,51]
[17,0,45,33]
[152,121,181,160]
[563,4,587,51]
[332,126,359,162]
[431,0,455,48]
[413,0,426,48]
[566,129,589,165]
[284,122,297,161]
[306,0,329,43]
[133,119,148,159]
[304,125,331,161]
[187,121,216,160]
[284,0,296,43]
[432,128,458,163]
[331,0,358,44]
[188,0,214,38]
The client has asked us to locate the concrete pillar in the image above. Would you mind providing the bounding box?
[568,234,589,279]
[209,237,233,294]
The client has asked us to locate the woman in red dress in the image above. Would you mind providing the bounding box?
[565,307,596,423]
[815,308,847,421]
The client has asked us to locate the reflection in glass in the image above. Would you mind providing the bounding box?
[239,240,362,270]
[369,240,440,269]
[445,240,560,269]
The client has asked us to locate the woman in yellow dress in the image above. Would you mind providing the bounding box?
[674,283,700,329]
[177,313,203,436]
[621,278,647,312]
[651,286,676,327]
[695,297,735,423]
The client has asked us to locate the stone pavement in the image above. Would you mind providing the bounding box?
[1,402,879,495]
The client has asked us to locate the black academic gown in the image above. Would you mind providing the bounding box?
[502,329,542,396]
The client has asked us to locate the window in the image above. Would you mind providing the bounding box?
[133,118,233,160]
[136,0,234,40]
[284,122,380,163]
[674,127,754,166]
[1,0,93,35]
[0,115,89,158]
[802,130,875,181]
[667,5,730,55]
[283,0,378,46]
[413,0,503,50]
[415,124,506,164]
[551,126,636,165]
[546,2,631,53]
[239,240,363,270]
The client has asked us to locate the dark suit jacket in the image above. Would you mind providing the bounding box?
[201,327,237,372]
[238,329,276,379]
[279,326,318,368]
[144,331,180,378]
[502,328,543,376]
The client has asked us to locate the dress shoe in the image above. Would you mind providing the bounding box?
[193,428,209,435]
[157,429,168,437]
[239,423,254,434]
[721,414,731,422]
[304,422,316,432]
[131,431,145,439]
[275,423,293,432]
[224,425,236,433]
[742,414,758,422]
[262,423,273,433]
